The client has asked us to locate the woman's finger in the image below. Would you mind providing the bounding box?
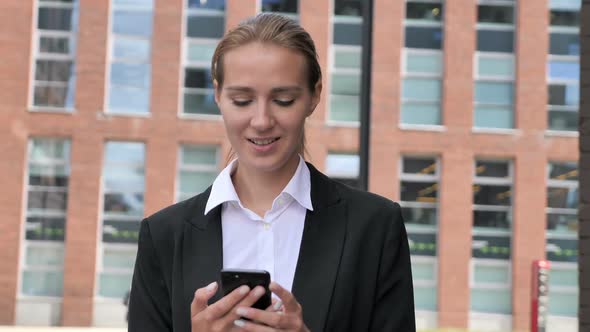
[235,306,297,329]
[191,282,218,317]
[234,317,281,332]
[269,282,300,313]
[218,285,266,326]
[266,298,283,312]
[204,285,250,320]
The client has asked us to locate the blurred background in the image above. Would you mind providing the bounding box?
[0,0,586,331]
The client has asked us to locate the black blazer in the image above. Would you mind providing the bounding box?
[128,163,415,331]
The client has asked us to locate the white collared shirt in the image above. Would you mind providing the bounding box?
[204,156,313,292]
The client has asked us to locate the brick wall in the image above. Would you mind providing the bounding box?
[579,0,590,330]
[0,0,582,328]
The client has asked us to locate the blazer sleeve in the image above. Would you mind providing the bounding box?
[128,219,173,331]
[370,203,416,331]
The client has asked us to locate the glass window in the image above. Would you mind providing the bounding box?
[548,61,580,80]
[331,73,361,95]
[477,5,513,24]
[550,33,580,55]
[478,29,514,53]
[478,57,514,77]
[187,15,225,39]
[401,50,442,126]
[406,2,442,21]
[405,0,444,50]
[38,7,74,31]
[401,156,439,311]
[406,53,442,74]
[39,36,71,54]
[113,38,150,61]
[108,1,153,114]
[325,153,360,188]
[471,159,512,313]
[183,3,225,116]
[261,0,298,14]
[401,104,440,126]
[177,146,219,201]
[547,265,578,317]
[32,1,78,110]
[477,1,515,53]
[548,84,579,106]
[329,95,360,122]
[475,54,514,128]
[21,270,64,297]
[187,0,225,10]
[333,20,363,46]
[474,106,513,129]
[404,26,443,50]
[547,1,579,132]
[113,11,152,36]
[546,162,578,239]
[400,156,439,232]
[329,46,361,123]
[98,142,145,298]
[21,138,71,298]
[403,79,441,101]
[334,0,362,16]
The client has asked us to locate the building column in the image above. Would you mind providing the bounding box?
[61,0,110,325]
[0,0,35,324]
[511,0,549,330]
[369,0,403,198]
[437,0,477,328]
[438,151,473,328]
[61,134,103,326]
[226,0,257,32]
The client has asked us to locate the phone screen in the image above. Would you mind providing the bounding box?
[220,269,272,310]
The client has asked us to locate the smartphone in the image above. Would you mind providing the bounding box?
[220,269,271,310]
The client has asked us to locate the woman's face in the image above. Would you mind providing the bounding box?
[214,42,321,174]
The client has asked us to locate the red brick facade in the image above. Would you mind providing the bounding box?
[0,0,579,330]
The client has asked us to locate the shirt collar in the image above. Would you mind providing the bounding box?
[204,155,313,215]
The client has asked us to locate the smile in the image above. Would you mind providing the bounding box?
[248,138,280,146]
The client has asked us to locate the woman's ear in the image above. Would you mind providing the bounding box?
[309,81,323,116]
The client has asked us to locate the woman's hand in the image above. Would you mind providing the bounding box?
[191,282,267,332]
[232,282,310,332]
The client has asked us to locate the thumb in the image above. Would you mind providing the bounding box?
[191,281,218,317]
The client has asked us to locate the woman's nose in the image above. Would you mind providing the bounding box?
[250,102,275,130]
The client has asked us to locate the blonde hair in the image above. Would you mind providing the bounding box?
[212,13,320,162]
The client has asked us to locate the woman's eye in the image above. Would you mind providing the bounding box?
[275,99,294,107]
[232,100,252,107]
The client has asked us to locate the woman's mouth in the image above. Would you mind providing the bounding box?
[248,137,280,146]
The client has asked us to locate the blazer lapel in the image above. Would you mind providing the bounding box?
[182,188,224,307]
[292,164,347,331]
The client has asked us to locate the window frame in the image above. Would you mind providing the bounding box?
[473,52,515,130]
[327,44,362,126]
[399,155,440,234]
[96,141,145,300]
[179,1,224,119]
[400,48,444,128]
[19,138,70,299]
[472,159,514,236]
[104,0,154,116]
[175,145,220,202]
[29,0,78,113]
[547,11,580,133]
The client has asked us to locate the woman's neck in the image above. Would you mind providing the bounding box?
[231,155,300,217]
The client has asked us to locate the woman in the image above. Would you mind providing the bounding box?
[128,13,415,332]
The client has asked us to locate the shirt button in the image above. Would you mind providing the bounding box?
[263,223,271,230]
